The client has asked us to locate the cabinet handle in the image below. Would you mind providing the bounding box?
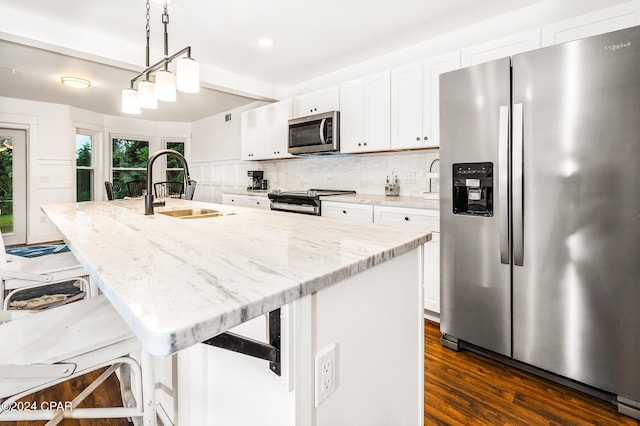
[358,143,361,146]
[342,210,347,214]
[424,136,428,141]
[256,201,260,205]
[404,216,410,221]
[363,142,367,146]
[415,137,420,141]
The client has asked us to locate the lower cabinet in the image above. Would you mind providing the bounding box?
[322,201,440,318]
[222,193,270,210]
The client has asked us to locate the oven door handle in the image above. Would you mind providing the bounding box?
[319,118,327,144]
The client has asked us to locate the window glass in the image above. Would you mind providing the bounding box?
[76,133,94,202]
[112,138,149,199]
[166,141,185,183]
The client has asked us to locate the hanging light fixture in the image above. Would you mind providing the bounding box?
[121,0,199,114]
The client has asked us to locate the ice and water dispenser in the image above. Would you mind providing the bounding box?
[452,162,493,216]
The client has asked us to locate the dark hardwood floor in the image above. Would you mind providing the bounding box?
[424,320,639,425]
[3,321,638,425]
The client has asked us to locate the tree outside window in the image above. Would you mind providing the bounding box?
[165,141,185,183]
[76,133,94,202]
[112,138,149,199]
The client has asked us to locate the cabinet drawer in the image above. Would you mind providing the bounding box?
[247,196,270,210]
[321,201,373,223]
[374,205,439,232]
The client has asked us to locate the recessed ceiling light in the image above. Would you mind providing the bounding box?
[61,76,92,89]
[257,38,275,47]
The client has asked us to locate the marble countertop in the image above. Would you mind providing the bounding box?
[42,199,429,357]
[321,194,440,210]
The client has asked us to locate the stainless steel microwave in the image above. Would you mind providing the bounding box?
[288,111,340,155]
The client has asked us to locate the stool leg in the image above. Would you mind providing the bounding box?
[141,349,156,425]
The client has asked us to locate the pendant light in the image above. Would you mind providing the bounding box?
[121,0,199,114]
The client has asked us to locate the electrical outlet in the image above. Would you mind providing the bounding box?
[315,343,336,406]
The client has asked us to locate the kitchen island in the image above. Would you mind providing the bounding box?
[42,198,429,425]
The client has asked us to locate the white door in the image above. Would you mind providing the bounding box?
[0,128,27,246]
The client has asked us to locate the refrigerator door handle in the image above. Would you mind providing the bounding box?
[498,106,510,264]
[513,103,524,266]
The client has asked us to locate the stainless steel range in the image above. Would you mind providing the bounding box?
[268,189,356,215]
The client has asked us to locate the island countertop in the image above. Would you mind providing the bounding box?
[42,199,430,357]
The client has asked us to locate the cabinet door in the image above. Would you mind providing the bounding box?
[339,78,365,153]
[423,231,440,313]
[374,205,439,232]
[542,1,640,47]
[240,110,258,160]
[461,28,540,66]
[391,61,424,150]
[247,196,270,210]
[292,86,340,118]
[266,100,292,159]
[321,201,373,223]
[363,70,391,152]
[422,51,460,148]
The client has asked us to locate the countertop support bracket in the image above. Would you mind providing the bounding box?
[202,308,281,376]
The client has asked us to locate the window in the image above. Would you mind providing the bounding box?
[165,140,185,183]
[76,133,94,202]
[112,137,149,199]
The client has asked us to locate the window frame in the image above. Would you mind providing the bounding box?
[75,129,98,202]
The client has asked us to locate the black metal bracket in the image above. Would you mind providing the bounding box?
[202,308,281,376]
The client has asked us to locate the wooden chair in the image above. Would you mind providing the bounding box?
[154,181,184,199]
[126,180,147,198]
[0,294,147,424]
[1,234,91,311]
[104,181,115,200]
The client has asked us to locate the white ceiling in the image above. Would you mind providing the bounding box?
[0,0,543,121]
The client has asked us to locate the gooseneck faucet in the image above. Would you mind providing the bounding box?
[145,149,191,215]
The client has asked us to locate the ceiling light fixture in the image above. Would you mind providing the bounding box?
[122,0,199,115]
[257,38,274,47]
[61,76,92,89]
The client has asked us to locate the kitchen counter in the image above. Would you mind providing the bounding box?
[321,193,440,210]
[41,198,429,357]
[222,189,271,196]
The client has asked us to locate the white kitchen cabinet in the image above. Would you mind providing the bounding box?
[542,1,640,47]
[422,51,460,148]
[222,193,270,210]
[321,201,373,223]
[423,231,440,314]
[391,61,423,150]
[340,70,391,153]
[390,51,460,150]
[292,85,340,118]
[240,108,262,160]
[461,28,540,67]
[241,100,292,161]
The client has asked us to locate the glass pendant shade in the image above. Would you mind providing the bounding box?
[122,88,140,114]
[177,57,200,93]
[155,70,177,102]
[138,80,158,109]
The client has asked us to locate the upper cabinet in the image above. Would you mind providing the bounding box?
[542,1,640,47]
[391,51,460,150]
[340,70,391,153]
[461,28,540,67]
[292,85,340,118]
[241,100,292,161]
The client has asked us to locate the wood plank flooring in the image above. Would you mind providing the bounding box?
[424,320,639,425]
[3,321,638,425]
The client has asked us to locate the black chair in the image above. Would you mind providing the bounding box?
[154,181,184,199]
[104,181,114,201]
[126,181,147,197]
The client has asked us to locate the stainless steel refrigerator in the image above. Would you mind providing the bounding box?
[439,25,640,418]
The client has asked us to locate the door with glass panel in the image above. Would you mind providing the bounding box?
[0,129,27,246]
[111,137,149,199]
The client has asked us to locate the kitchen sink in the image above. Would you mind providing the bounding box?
[157,208,235,219]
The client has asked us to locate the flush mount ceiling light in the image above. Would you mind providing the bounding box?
[257,38,274,47]
[61,76,92,89]
[122,0,199,115]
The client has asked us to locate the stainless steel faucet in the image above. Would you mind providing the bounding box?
[145,149,192,215]
[428,158,440,193]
